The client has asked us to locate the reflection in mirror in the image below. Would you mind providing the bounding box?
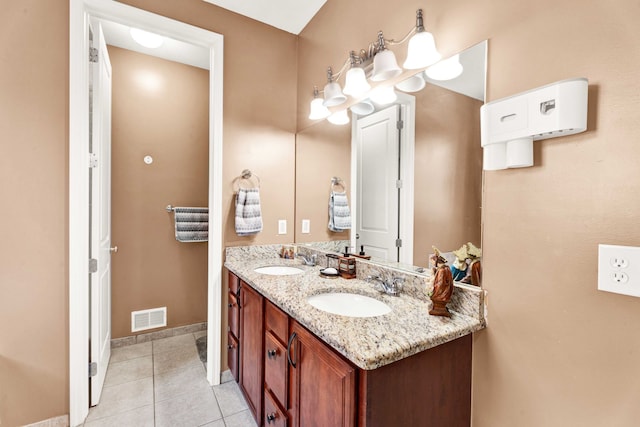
[352,40,486,273]
[295,41,487,281]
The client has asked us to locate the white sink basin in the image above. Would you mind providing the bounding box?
[307,293,391,317]
[254,265,305,276]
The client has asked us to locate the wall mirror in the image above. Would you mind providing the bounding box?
[295,40,487,278]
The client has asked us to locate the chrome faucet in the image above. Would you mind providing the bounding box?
[296,253,317,266]
[366,274,404,296]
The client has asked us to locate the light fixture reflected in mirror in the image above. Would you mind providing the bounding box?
[323,67,347,107]
[395,73,426,92]
[327,109,350,125]
[350,100,375,116]
[343,51,371,97]
[371,32,402,82]
[130,28,164,49]
[370,86,397,105]
[425,54,463,81]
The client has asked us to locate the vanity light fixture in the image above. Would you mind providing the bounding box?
[130,27,164,49]
[308,9,442,125]
[395,73,426,92]
[327,109,350,125]
[350,100,375,116]
[308,86,331,120]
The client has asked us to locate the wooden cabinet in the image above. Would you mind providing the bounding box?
[289,320,356,427]
[239,281,264,424]
[226,271,472,427]
[227,271,240,381]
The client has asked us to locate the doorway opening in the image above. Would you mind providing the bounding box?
[69,1,224,425]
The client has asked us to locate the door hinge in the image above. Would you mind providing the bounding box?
[89,47,99,63]
[396,179,403,189]
[89,258,98,273]
[89,362,98,377]
[395,238,403,248]
[396,119,404,130]
[89,152,98,168]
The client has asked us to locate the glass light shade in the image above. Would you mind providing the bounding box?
[350,100,375,116]
[323,82,347,107]
[371,50,402,82]
[130,28,164,49]
[309,97,330,120]
[369,86,397,105]
[395,74,426,92]
[425,54,463,81]
[327,109,350,125]
[403,31,441,69]
[343,67,371,97]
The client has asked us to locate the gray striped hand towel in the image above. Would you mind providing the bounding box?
[235,188,263,236]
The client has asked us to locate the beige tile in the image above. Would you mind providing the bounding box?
[154,388,222,427]
[86,377,153,422]
[104,355,152,387]
[83,405,154,427]
[212,380,249,417]
[153,345,201,375]
[110,341,152,363]
[110,336,136,349]
[153,333,196,354]
[224,409,258,427]
[154,363,210,403]
[201,420,226,427]
[194,330,207,340]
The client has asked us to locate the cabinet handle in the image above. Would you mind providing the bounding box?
[236,286,242,309]
[266,413,276,424]
[228,344,234,350]
[228,303,234,308]
[287,332,297,368]
[267,349,277,359]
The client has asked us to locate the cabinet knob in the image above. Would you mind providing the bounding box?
[228,344,235,350]
[266,413,276,424]
[267,349,277,359]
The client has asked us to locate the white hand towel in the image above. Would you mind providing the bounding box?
[235,188,263,236]
[328,191,351,232]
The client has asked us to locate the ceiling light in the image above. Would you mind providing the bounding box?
[130,28,164,49]
[425,54,463,81]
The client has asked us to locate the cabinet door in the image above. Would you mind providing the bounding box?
[239,282,264,424]
[288,320,356,427]
[227,331,239,381]
[265,330,288,407]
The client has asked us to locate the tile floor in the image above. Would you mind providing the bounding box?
[84,331,257,427]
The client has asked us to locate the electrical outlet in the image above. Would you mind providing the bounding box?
[302,219,310,234]
[278,220,287,235]
[598,244,640,297]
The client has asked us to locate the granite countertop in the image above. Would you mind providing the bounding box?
[225,254,485,370]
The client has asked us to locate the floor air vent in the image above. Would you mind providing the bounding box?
[131,307,167,332]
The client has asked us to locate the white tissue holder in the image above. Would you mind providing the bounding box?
[480,77,588,170]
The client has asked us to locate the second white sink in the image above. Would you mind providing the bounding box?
[254,265,304,275]
[307,292,391,317]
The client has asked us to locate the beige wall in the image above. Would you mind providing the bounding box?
[108,46,209,338]
[0,1,69,426]
[298,0,640,425]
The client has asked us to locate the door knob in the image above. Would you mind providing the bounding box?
[110,246,118,253]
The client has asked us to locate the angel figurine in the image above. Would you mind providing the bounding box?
[428,246,454,317]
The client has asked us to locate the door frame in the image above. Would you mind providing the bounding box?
[350,93,415,265]
[69,1,224,425]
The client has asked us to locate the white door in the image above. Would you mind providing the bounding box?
[90,23,113,406]
[355,105,400,262]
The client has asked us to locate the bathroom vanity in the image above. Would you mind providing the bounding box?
[225,246,485,427]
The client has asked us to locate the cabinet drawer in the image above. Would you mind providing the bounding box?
[228,292,239,338]
[264,331,287,407]
[227,331,239,381]
[265,300,288,344]
[264,388,288,427]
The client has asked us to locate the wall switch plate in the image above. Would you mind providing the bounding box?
[278,220,287,235]
[598,244,640,297]
[302,219,310,234]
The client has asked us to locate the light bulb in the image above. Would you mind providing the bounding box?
[327,110,350,125]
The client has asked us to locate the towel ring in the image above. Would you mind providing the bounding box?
[233,169,261,191]
[331,176,346,192]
